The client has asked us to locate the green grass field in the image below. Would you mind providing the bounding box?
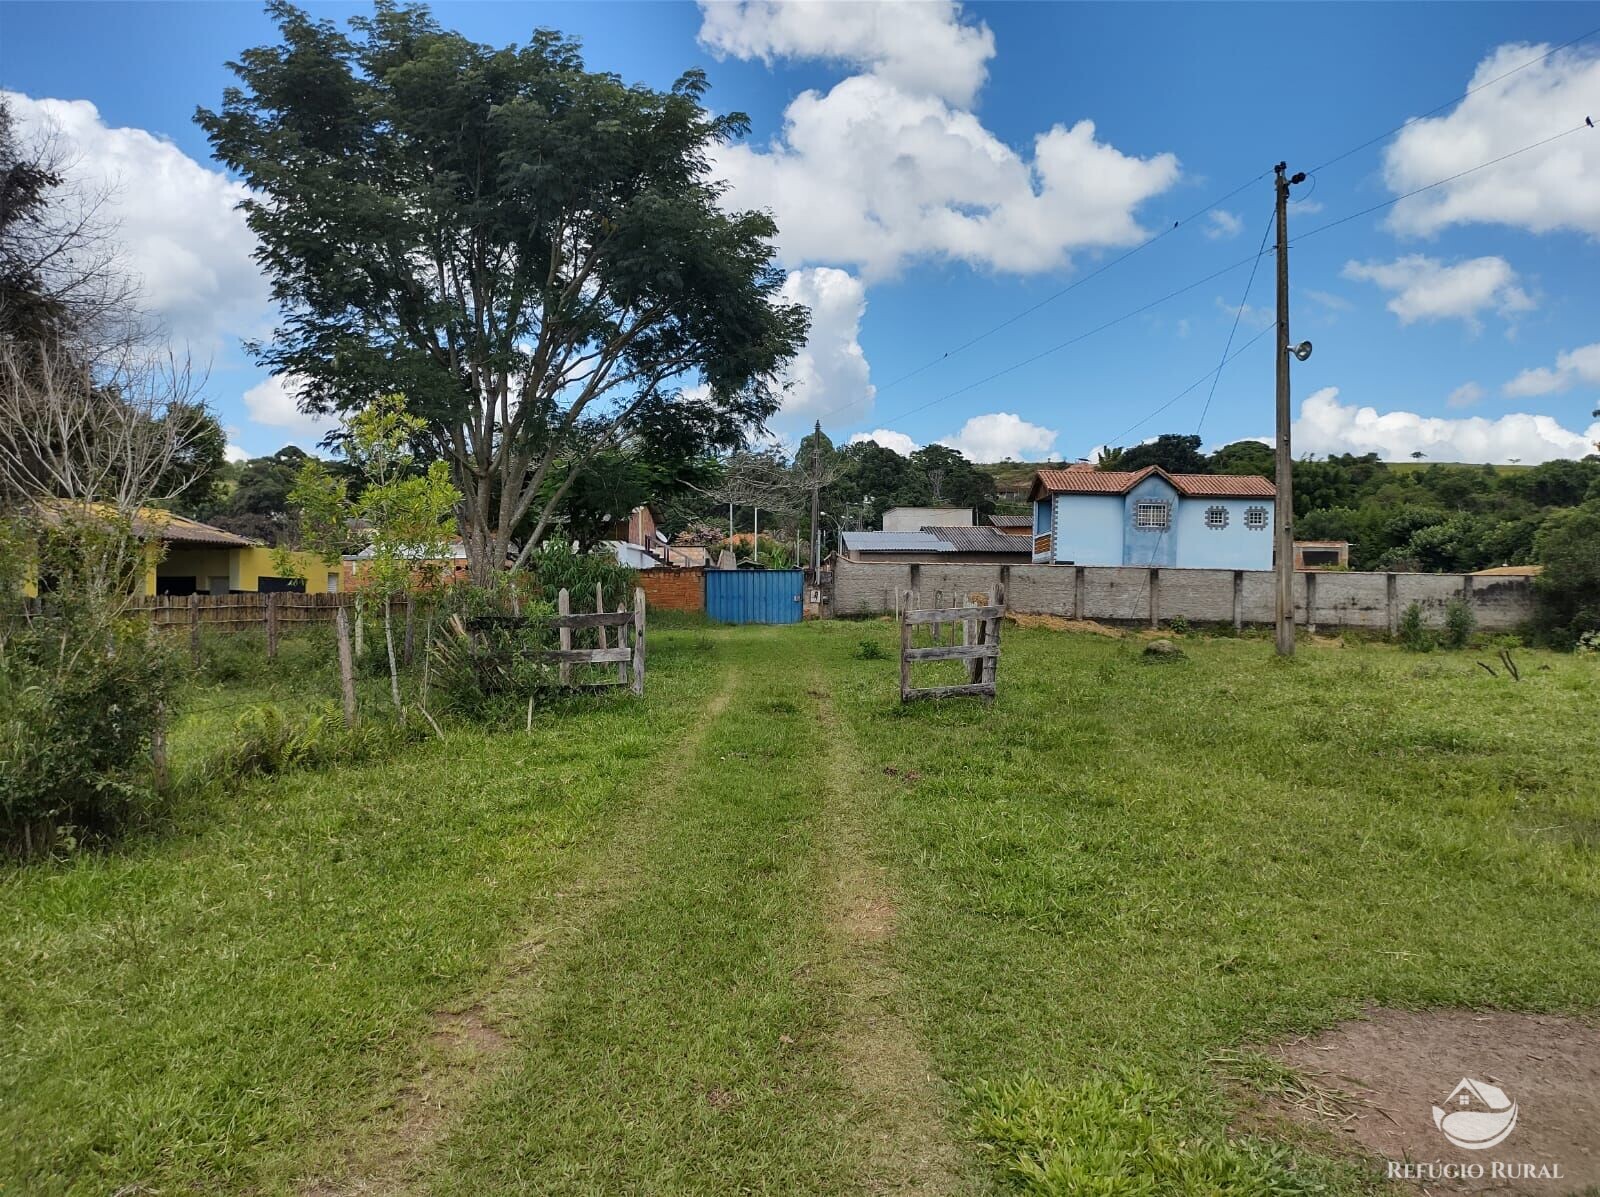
[3,622,1596,1195]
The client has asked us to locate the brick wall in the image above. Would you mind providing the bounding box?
[831,559,1534,632]
[638,566,705,612]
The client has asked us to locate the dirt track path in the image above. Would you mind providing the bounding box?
[812,669,973,1197]
[298,672,740,1196]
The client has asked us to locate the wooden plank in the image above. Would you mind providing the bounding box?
[903,643,999,662]
[903,604,1002,625]
[538,647,633,665]
[335,605,358,726]
[557,588,572,685]
[548,610,634,629]
[902,682,995,702]
[981,613,1000,687]
[631,587,646,697]
[899,592,912,702]
[188,594,201,666]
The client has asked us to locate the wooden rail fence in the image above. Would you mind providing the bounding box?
[899,590,1002,703]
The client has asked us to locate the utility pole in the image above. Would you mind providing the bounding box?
[809,419,822,574]
[1274,162,1306,658]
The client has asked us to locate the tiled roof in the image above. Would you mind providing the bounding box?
[841,531,952,553]
[923,526,1032,554]
[37,501,259,547]
[1031,466,1275,499]
[985,514,1032,529]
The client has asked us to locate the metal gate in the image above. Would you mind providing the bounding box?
[705,568,804,624]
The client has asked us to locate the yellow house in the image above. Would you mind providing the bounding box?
[18,505,337,597]
[138,512,338,596]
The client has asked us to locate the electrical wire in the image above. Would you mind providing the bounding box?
[1102,322,1275,449]
[812,22,1600,435]
[1196,207,1275,436]
[1303,25,1600,176]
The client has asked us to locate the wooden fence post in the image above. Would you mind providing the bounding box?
[595,582,607,649]
[899,591,912,702]
[982,609,1001,689]
[557,588,572,685]
[188,593,201,667]
[335,605,358,726]
[265,592,279,660]
[631,587,646,697]
[616,603,630,683]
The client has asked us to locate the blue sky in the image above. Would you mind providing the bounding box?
[4,1,1599,463]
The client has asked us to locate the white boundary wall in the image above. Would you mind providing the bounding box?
[831,559,1534,632]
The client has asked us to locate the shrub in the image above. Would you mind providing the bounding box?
[1166,615,1191,636]
[521,542,637,611]
[1442,597,1475,649]
[1,615,180,853]
[427,602,560,722]
[854,638,888,661]
[1397,601,1433,652]
[1532,500,1600,649]
[215,701,425,779]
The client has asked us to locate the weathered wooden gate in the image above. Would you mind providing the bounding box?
[898,592,1002,702]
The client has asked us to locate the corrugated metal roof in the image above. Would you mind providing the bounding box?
[985,514,1032,528]
[1032,465,1275,499]
[841,531,952,553]
[923,526,1031,554]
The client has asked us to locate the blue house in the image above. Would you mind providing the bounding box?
[1029,466,1278,569]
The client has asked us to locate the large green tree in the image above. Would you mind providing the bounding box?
[198,3,807,582]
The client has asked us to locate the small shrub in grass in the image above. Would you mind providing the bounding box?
[427,604,561,722]
[1,616,180,853]
[854,638,888,660]
[1443,597,1476,649]
[968,1070,1331,1196]
[216,702,426,779]
[1166,615,1190,637]
[1397,601,1433,652]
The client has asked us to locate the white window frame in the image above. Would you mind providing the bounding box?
[1244,505,1269,531]
[1132,499,1171,531]
[1204,505,1229,530]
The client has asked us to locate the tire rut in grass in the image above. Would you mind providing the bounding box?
[811,673,972,1196]
[296,674,739,1197]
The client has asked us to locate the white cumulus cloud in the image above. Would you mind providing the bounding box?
[1503,341,1600,397]
[1294,386,1599,464]
[938,411,1057,461]
[706,40,1179,278]
[4,91,269,354]
[848,428,919,455]
[1447,381,1485,408]
[1204,209,1243,240]
[774,267,875,423]
[1341,254,1533,329]
[242,374,337,445]
[1383,43,1600,237]
[698,0,995,107]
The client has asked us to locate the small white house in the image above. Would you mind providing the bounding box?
[1029,466,1277,569]
[881,506,973,532]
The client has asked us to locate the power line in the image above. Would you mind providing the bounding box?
[1196,208,1274,436]
[1102,323,1275,449]
[817,21,1600,432]
[1292,121,1594,245]
[1304,25,1600,175]
[824,170,1273,419]
[850,118,1591,437]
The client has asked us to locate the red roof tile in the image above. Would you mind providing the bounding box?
[1030,466,1274,500]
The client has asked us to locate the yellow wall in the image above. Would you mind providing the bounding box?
[151,546,336,594]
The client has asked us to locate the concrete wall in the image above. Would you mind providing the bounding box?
[883,506,973,531]
[831,558,1535,632]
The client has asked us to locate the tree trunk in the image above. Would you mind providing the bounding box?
[383,597,402,712]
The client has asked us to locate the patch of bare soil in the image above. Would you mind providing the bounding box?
[814,675,972,1196]
[297,679,738,1196]
[1008,613,1124,637]
[1256,1008,1600,1196]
